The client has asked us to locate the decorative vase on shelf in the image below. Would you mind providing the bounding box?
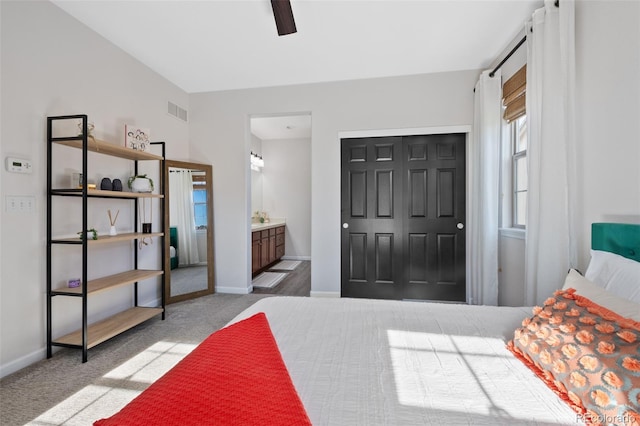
[109,225,117,236]
[128,174,154,193]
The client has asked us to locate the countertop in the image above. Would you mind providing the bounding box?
[250,219,286,232]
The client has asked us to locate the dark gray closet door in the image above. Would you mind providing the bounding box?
[341,133,465,301]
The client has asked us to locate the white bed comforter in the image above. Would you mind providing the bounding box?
[230,297,581,426]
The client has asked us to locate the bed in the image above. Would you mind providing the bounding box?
[95,223,640,425]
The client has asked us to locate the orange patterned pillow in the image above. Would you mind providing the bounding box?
[508,288,640,426]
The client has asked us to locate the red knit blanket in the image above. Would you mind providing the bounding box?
[94,313,311,426]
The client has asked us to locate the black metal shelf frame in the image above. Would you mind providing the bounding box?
[46,114,166,362]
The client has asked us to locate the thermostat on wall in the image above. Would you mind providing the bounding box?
[5,157,33,174]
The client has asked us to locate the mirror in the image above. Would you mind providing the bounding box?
[164,160,214,304]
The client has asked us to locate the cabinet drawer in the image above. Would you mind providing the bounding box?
[276,234,285,246]
[276,226,285,235]
[252,231,261,241]
[275,245,285,259]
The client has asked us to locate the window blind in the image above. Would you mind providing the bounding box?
[503,65,526,122]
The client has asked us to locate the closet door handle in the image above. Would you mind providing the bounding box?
[457,222,464,230]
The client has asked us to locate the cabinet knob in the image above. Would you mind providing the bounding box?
[342,223,349,229]
[457,222,464,230]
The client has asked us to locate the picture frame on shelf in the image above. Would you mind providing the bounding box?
[124,124,150,151]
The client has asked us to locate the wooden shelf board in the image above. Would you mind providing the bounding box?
[53,232,164,245]
[53,307,163,348]
[53,138,163,161]
[51,189,163,199]
[56,269,164,296]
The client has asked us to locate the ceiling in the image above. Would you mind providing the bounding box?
[251,114,312,140]
[51,0,541,94]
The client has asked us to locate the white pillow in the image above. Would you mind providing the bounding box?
[584,249,640,303]
[563,269,640,321]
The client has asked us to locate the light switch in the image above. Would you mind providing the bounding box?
[5,196,35,213]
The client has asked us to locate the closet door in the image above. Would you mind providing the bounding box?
[341,137,403,299]
[341,134,466,301]
[402,134,466,302]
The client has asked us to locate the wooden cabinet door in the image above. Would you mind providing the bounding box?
[260,231,270,268]
[251,232,261,273]
[268,229,277,263]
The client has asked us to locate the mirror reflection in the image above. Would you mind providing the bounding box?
[164,160,214,303]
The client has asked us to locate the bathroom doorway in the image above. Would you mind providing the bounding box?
[248,113,312,295]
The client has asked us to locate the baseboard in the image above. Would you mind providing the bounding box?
[215,285,252,295]
[310,291,340,298]
[0,347,47,379]
[281,256,311,261]
[140,297,161,308]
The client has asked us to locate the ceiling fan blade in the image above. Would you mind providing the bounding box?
[271,0,297,36]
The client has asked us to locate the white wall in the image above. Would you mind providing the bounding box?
[190,70,479,295]
[0,1,189,377]
[262,138,311,259]
[574,0,640,268]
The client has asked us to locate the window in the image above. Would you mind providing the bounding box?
[511,116,527,228]
[502,64,527,229]
[192,173,207,229]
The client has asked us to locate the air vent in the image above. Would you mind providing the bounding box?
[168,101,188,122]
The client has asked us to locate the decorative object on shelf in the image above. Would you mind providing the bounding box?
[254,210,269,223]
[100,177,112,190]
[112,179,123,191]
[68,278,81,288]
[77,121,95,137]
[124,124,150,151]
[139,198,153,248]
[108,209,120,236]
[128,174,154,193]
[78,228,98,240]
[70,171,83,189]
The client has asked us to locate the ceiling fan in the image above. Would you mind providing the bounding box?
[271,0,297,36]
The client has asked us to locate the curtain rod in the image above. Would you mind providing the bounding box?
[489,35,526,78]
[487,0,558,78]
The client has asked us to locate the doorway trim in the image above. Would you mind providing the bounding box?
[337,125,472,303]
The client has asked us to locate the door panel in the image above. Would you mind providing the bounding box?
[342,133,466,302]
[375,233,394,282]
[349,171,367,218]
[408,170,427,217]
[375,170,394,218]
[348,233,367,281]
[437,169,455,217]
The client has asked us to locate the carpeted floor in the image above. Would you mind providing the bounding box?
[169,264,208,296]
[0,293,273,426]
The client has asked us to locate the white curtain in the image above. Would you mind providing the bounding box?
[469,69,502,305]
[525,0,577,305]
[169,170,200,265]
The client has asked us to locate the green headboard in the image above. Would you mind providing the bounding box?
[591,223,640,262]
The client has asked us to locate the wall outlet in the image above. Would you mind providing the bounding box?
[5,196,35,213]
